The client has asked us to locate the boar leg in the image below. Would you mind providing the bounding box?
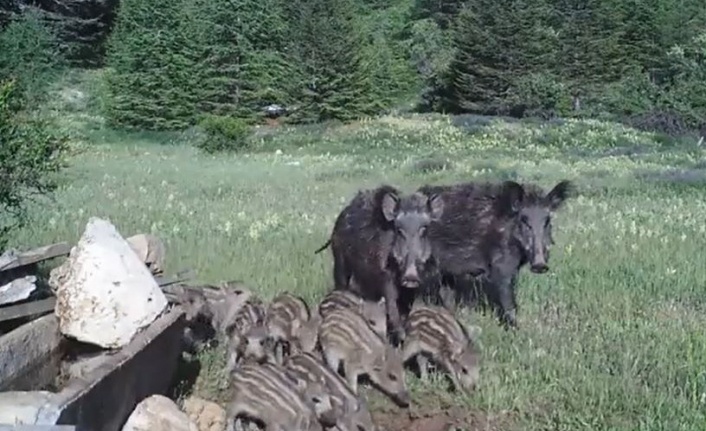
[401,337,426,378]
[332,247,351,289]
[382,278,404,344]
[341,351,364,394]
[489,272,518,330]
[416,355,430,381]
[438,284,457,312]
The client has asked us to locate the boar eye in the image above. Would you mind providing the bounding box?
[388,373,398,381]
[520,215,529,225]
[461,367,468,375]
[544,217,550,227]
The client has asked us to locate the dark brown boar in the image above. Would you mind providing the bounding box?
[417,179,574,329]
[315,184,444,343]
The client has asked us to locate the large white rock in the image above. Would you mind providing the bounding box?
[52,217,168,349]
[122,395,198,431]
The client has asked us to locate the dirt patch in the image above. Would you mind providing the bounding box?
[372,405,514,431]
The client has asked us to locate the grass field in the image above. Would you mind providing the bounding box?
[10,71,706,430]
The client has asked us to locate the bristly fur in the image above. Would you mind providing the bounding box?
[416,179,574,329]
[321,183,444,342]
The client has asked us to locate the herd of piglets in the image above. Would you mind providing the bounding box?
[176,178,574,431]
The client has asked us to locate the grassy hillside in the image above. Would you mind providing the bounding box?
[10,71,706,430]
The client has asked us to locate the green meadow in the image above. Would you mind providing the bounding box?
[10,71,706,431]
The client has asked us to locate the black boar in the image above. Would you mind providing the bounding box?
[315,185,444,342]
[417,180,574,329]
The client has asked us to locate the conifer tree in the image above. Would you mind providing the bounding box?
[283,0,378,123]
[103,0,202,129]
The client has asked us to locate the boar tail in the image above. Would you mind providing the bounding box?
[314,239,332,254]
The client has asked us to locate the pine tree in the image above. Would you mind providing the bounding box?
[552,0,625,88]
[194,0,296,120]
[411,0,464,30]
[617,0,663,72]
[283,0,378,123]
[102,0,202,130]
[442,0,555,114]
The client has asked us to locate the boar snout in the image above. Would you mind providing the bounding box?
[530,247,549,273]
[530,261,548,274]
[393,389,411,407]
[400,265,421,288]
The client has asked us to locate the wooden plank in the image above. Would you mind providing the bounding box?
[0,242,71,272]
[0,270,195,323]
[0,297,56,323]
[155,268,195,288]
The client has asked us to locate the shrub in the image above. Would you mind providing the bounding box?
[507,72,572,119]
[0,80,68,248]
[195,115,252,153]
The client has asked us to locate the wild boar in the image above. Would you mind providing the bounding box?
[285,352,378,431]
[318,289,387,340]
[417,180,574,329]
[266,292,318,364]
[318,307,410,408]
[126,233,165,276]
[402,301,481,392]
[209,281,254,337]
[225,362,336,431]
[315,185,444,342]
[224,296,274,373]
[176,288,216,353]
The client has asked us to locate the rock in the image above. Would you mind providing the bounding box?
[122,394,198,431]
[51,217,168,349]
[126,233,166,276]
[0,391,62,425]
[182,396,227,431]
[0,275,37,305]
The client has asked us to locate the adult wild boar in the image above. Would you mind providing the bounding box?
[314,185,444,342]
[418,179,574,329]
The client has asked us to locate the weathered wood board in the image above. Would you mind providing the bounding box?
[0,243,71,273]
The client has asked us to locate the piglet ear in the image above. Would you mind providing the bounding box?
[498,180,525,215]
[545,180,574,211]
[381,191,400,222]
[427,193,444,220]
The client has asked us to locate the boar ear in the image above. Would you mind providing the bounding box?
[381,191,400,222]
[545,180,574,211]
[498,181,525,215]
[426,193,444,220]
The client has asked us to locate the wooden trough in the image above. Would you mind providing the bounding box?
[0,242,194,431]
